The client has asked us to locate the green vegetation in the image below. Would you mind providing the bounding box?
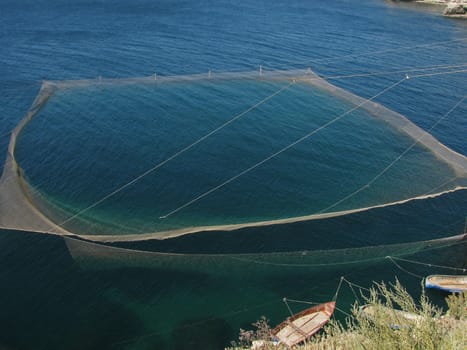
[228,280,466,349]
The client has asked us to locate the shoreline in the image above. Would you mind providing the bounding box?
[401,0,467,18]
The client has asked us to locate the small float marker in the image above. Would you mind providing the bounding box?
[154,72,157,81]
[405,73,410,80]
[259,65,263,77]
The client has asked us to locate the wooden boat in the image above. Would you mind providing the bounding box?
[272,301,335,347]
[425,275,467,293]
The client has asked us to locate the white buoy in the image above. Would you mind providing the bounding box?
[259,65,263,77]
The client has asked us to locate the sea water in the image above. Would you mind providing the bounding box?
[14,77,461,235]
[0,0,466,349]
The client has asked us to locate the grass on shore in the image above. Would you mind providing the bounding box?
[228,280,466,350]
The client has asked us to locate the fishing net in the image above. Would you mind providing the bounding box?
[64,233,466,276]
[0,69,466,241]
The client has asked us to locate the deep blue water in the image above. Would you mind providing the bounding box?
[1,1,466,349]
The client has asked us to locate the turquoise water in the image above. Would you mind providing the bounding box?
[15,78,461,235]
[1,0,466,349]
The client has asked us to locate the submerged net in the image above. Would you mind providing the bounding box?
[0,69,466,242]
[63,233,466,276]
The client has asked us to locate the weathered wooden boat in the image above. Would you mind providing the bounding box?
[425,275,467,293]
[272,301,335,347]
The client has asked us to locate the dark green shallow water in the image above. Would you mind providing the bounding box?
[1,204,466,350]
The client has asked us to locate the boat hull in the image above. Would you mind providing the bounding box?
[272,301,336,347]
[425,274,467,293]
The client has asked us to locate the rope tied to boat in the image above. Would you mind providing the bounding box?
[333,276,344,301]
[283,297,294,317]
[386,256,424,278]
[282,276,344,318]
[387,255,467,273]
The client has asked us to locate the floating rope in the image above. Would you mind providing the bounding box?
[318,93,467,214]
[57,79,297,227]
[424,177,458,196]
[387,256,467,273]
[160,77,407,218]
[223,236,466,269]
[410,69,467,79]
[333,276,344,301]
[283,298,295,317]
[282,298,321,306]
[347,280,361,302]
[335,306,352,318]
[281,276,344,316]
[321,62,467,82]
[269,37,467,68]
[342,277,371,293]
[386,256,424,279]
